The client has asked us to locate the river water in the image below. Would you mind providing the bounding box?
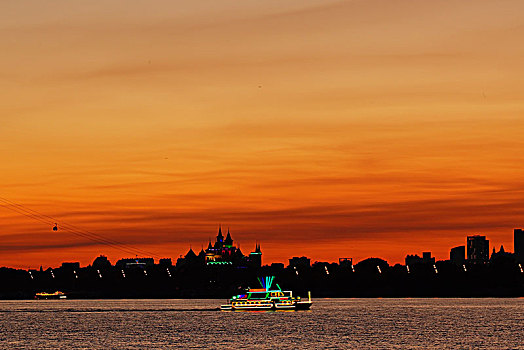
[0,298,523,349]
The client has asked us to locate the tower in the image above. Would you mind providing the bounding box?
[217,226,224,243]
[248,242,262,268]
[450,246,465,265]
[467,235,489,263]
[213,226,224,250]
[224,228,233,248]
[514,229,524,262]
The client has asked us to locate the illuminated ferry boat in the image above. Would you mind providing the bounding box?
[220,276,312,311]
[35,291,67,300]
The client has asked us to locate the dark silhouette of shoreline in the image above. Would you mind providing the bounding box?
[1,257,523,299]
[1,228,523,299]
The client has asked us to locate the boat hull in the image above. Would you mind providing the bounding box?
[294,301,312,310]
[35,295,67,300]
[219,281,312,311]
[220,300,312,311]
[35,292,67,300]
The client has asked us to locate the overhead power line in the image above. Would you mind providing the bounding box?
[0,196,162,259]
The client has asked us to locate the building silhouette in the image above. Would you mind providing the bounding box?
[159,258,172,267]
[175,227,262,268]
[514,228,524,262]
[467,235,489,263]
[422,252,435,264]
[288,256,311,269]
[61,262,80,271]
[490,245,515,266]
[450,246,465,265]
[205,227,244,265]
[248,243,262,268]
[92,255,112,269]
[405,252,435,265]
[405,254,422,265]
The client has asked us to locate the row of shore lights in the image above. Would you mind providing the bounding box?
[27,263,524,280]
[402,263,523,274]
[294,263,524,276]
[293,264,355,276]
[28,267,173,280]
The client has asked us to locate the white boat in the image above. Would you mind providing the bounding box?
[220,276,312,311]
[35,291,67,300]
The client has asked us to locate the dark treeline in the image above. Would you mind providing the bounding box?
[1,256,523,299]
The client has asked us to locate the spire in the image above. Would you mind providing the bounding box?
[207,239,213,250]
[225,228,233,247]
[217,225,224,242]
[500,245,505,253]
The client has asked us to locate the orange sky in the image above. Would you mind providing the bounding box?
[1,0,524,268]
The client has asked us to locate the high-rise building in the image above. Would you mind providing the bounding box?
[467,235,489,263]
[514,229,524,262]
[450,246,465,265]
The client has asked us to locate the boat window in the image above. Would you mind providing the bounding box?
[249,292,267,299]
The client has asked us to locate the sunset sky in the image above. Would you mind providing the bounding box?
[1,0,524,268]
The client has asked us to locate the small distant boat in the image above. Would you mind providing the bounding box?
[35,291,67,300]
[220,276,312,311]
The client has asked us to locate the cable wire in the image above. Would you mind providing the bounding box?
[0,196,163,259]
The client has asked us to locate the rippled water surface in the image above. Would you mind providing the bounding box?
[1,298,523,349]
